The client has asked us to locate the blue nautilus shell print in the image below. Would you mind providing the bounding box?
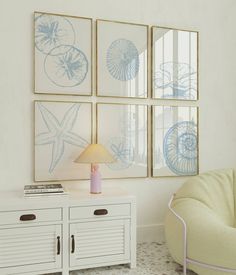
[106,137,134,170]
[44,45,88,87]
[163,121,197,175]
[154,62,197,99]
[106,39,139,81]
[35,14,75,55]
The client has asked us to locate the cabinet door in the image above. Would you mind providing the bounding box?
[70,219,130,268]
[0,225,62,274]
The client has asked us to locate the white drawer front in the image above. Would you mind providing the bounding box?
[0,208,62,225]
[70,204,130,220]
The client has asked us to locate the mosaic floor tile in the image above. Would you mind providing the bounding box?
[68,242,196,275]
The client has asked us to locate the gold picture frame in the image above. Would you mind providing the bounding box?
[96,19,149,99]
[34,11,93,96]
[151,105,199,177]
[151,26,199,101]
[34,100,93,182]
[96,102,148,179]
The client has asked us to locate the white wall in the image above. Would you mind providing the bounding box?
[0,0,236,242]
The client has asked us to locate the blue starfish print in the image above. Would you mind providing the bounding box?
[35,102,88,173]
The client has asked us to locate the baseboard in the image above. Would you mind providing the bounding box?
[137,224,164,243]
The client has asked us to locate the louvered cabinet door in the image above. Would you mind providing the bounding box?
[70,219,130,268]
[0,225,62,274]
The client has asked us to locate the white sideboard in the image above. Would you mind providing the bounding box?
[0,188,136,275]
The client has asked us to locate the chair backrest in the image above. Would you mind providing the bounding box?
[173,169,235,226]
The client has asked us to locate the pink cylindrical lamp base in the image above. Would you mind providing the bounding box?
[90,164,101,194]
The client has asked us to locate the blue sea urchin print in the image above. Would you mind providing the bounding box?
[44,45,88,87]
[154,62,197,99]
[163,121,197,175]
[35,102,88,173]
[106,137,134,170]
[106,39,139,81]
[35,14,75,55]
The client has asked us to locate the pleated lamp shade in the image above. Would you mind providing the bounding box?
[74,144,115,164]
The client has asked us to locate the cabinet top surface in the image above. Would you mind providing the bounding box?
[0,187,135,210]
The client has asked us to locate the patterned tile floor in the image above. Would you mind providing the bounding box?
[68,242,196,275]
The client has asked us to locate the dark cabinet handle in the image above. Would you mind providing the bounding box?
[57,236,60,255]
[20,214,36,221]
[94,209,108,216]
[71,235,75,254]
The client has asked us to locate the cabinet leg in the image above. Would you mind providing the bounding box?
[62,270,70,275]
[129,261,136,269]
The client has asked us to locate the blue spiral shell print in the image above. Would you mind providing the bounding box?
[35,14,75,55]
[106,137,134,170]
[44,45,88,87]
[163,121,197,175]
[106,39,139,81]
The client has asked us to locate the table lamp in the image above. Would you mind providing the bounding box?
[74,144,115,194]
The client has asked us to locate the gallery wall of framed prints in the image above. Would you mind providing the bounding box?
[33,11,199,182]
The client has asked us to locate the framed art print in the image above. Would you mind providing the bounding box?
[96,20,148,98]
[34,100,92,181]
[97,103,148,178]
[152,105,198,177]
[34,12,92,95]
[152,26,198,100]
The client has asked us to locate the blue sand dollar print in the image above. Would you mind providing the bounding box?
[44,45,88,87]
[106,137,134,170]
[35,102,88,173]
[154,62,197,99]
[163,121,197,175]
[106,39,139,81]
[35,14,75,55]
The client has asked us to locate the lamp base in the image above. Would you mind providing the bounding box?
[90,164,101,194]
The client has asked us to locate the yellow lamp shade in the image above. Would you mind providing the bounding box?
[74,144,115,164]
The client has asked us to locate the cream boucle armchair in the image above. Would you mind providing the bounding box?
[165,169,236,275]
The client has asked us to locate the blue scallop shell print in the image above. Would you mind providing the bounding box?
[35,14,75,55]
[44,45,88,87]
[163,121,197,175]
[106,137,134,170]
[154,62,197,99]
[106,39,139,81]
